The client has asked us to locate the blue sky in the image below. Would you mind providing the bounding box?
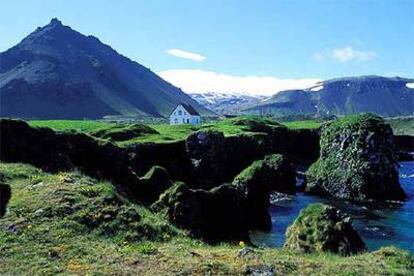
[1,0,413,95]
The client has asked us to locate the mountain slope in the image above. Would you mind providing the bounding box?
[189,92,265,115]
[0,18,214,119]
[244,76,414,117]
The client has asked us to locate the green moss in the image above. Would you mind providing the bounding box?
[233,154,285,185]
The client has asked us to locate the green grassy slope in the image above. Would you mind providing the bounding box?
[0,163,412,275]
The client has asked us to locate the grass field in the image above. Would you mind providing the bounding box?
[28,117,322,146]
[1,162,412,275]
[26,116,414,147]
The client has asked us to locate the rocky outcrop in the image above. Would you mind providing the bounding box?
[152,182,249,242]
[185,130,271,189]
[229,117,320,163]
[306,114,406,201]
[284,203,366,255]
[0,119,172,205]
[232,154,296,230]
[0,180,11,217]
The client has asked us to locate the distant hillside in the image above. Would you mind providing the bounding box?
[243,76,414,118]
[0,18,214,119]
[190,92,265,115]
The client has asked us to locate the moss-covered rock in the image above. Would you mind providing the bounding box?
[284,203,366,255]
[152,182,249,242]
[232,154,296,230]
[306,114,406,201]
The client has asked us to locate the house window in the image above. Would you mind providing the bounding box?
[174,118,178,124]
[178,110,182,116]
[182,118,185,123]
[186,119,190,123]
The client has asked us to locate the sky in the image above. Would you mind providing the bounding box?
[1,0,413,95]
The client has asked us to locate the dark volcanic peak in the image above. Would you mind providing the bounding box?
[0,19,214,119]
[244,75,414,118]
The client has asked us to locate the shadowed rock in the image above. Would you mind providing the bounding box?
[152,182,249,242]
[233,154,296,230]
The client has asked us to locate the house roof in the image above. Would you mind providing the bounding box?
[170,103,200,116]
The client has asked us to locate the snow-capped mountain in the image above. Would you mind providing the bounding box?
[189,92,265,115]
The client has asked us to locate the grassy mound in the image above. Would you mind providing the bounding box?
[216,116,286,133]
[88,123,159,141]
[0,163,412,275]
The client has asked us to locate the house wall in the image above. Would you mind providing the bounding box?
[169,105,201,125]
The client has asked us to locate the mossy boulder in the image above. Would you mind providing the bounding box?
[88,123,159,141]
[232,154,296,230]
[0,181,11,217]
[152,182,249,242]
[306,114,406,201]
[284,203,366,255]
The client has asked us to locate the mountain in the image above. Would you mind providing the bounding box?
[0,18,214,119]
[190,92,265,115]
[243,76,414,118]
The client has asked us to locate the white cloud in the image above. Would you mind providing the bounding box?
[157,69,321,96]
[166,49,206,61]
[331,46,376,62]
[314,46,376,63]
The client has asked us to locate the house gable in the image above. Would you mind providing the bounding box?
[169,103,201,125]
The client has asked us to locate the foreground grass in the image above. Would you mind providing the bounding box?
[0,162,412,275]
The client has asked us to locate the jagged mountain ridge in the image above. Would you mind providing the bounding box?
[0,18,215,119]
[243,76,414,117]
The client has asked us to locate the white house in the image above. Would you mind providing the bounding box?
[169,103,201,125]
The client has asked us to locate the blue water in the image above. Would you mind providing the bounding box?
[251,161,414,252]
